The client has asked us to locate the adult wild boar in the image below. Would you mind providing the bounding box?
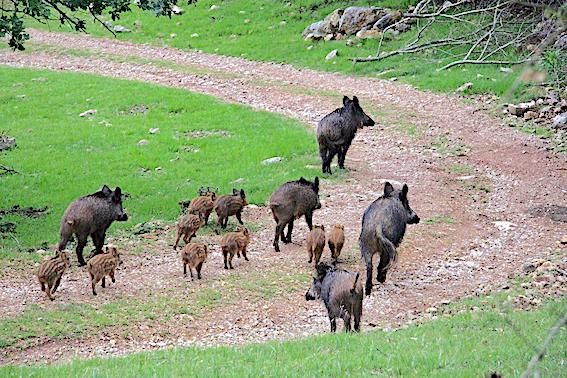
[359,182,419,295]
[269,177,321,252]
[58,185,128,266]
[317,96,375,175]
[305,263,363,332]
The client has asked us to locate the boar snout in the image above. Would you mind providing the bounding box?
[305,290,316,301]
[408,213,420,224]
[117,213,128,222]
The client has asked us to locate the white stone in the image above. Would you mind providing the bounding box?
[325,49,339,60]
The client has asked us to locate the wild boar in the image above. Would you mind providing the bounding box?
[58,185,128,266]
[269,177,321,252]
[220,226,250,270]
[306,225,326,266]
[87,245,122,296]
[188,190,217,225]
[214,189,248,229]
[328,224,345,263]
[37,250,71,301]
[305,263,363,332]
[179,242,209,280]
[359,182,420,294]
[317,96,375,174]
[174,213,204,250]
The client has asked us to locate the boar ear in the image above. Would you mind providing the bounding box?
[313,176,320,192]
[384,182,394,197]
[232,188,238,195]
[342,96,350,106]
[240,189,246,199]
[101,185,112,197]
[112,187,122,202]
[321,225,325,231]
[352,96,359,105]
[401,184,409,198]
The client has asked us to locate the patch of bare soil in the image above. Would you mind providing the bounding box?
[0,29,566,365]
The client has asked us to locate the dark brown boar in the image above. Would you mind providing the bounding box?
[317,96,375,175]
[58,185,128,266]
[359,182,420,294]
[87,245,122,296]
[220,226,250,269]
[174,213,204,250]
[37,250,71,301]
[305,263,363,332]
[306,225,326,266]
[214,189,247,229]
[269,177,321,252]
[188,191,216,225]
[179,242,209,280]
[328,224,345,263]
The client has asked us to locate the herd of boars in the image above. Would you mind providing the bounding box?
[38,96,420,333]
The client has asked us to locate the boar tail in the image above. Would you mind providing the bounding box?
[351,272,360,294]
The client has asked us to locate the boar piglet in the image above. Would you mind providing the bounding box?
[37,250,71,301]
[214,189,247,229]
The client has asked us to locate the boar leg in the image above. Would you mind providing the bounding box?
[304,213,314,231]
[189,267,194,280]
[75,236,88,266]
[174,230,183,250]
[40,281,46,292]
[90,273,97,296]
[228,253,235,269]
[365,256,374,296]
[273,224,283,252]
[377,237,396,283]
[196,262,203,279]
[284,220,294,243]
[204,212,210,225]
[242,248,249,261]
[91,231,106,255]
[353,304,362,332]
[183,262,187,276]
[52,276,62,293]
[46,283,54,301]
[101,276,106,288]
[329,317,337,333]
[223,251,229,269]
[110,270,115,283]
[307,245,313,264]
[236,211,244,225]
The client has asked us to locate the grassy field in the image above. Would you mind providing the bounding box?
[2,297,564,377]
[0,67,319,255]
[31,0,526,98]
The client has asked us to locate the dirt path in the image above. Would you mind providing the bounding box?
[0,29,566,365]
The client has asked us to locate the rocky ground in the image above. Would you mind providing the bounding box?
[0,29,566,365]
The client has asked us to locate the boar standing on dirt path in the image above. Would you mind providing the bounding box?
[306,225,326,266]
[58,185,128,266]
[174,213,204,250]
[214,189,248,229]
[317,96,375,175]
[328,224,345,263]
[221,226,250,269]
[305,263,363,332]
[359,182,420,295]
[188,187,217,225]
[269,177,322,252]
[87,245,122,296]
[37,250,71,301]
[180,242,209,280]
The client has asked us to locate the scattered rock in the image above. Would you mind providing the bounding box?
[149,128,160,134]
[113,25,131,33]
[524,111,539,120]
[493,221,516,232]
[553,112,567,128]
[455,82,473,93]
[261,157,283,165]
[325,49,339,61]
[191,33,199,38]
[138,139,149,146]
[507,101,535,116]
[373,11,402,31]
[339,7,386,35]
[244,19,251,24]
[457,175,476,181]
[324,34,334,41]
[303,21,326,40]
[356,28,380,39]
[79,109,97,117]
[209,5,219,11]
[394,22,411,33]
[171,5,184,15]
[0,134,16,152]
[560,235,567,244]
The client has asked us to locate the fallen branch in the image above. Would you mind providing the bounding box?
[0,165,17,176]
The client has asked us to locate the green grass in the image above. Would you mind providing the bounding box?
[2,298,564,377]
[0,67,319,254]
[29,0,525,97]
[424,215,456,225]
